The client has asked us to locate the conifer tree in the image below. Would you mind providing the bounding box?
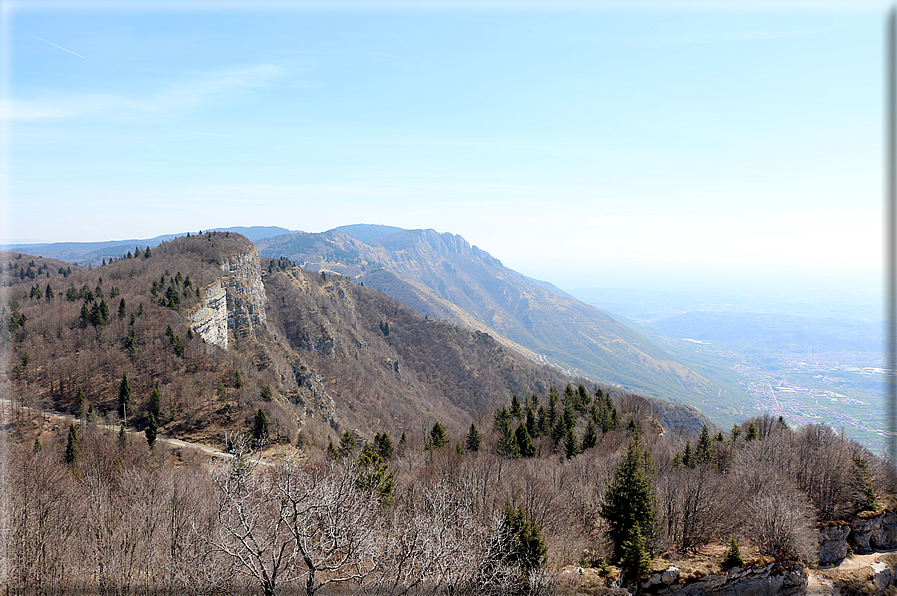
[510,394,522,419]
[45,284,54,302]
[149,381,162,419]
[118,297,126,319]
[356,442,394,505]
[721,537,744,569]
[563,427,580,459]
[145,413,158,448]
[374,432,394,460]
[581,419,599,451]
[233,369,244,389]
[496,415,520,459]
[682,441,696,468]
[64,424,78,465]
[619,522,652,583]
[516,423,536,458]
[33,437,42,452]
[74,386,86,420]
[326,437,339,460]
[338,430,357,458]
[745,422,758,442]
[252,409,268,442]
[425,421,449,452]
[600,429,656,563]
[118,423,127,446]
[465,423,481,452]
[496,503,547,576]
[118,373,131,418]
[696,425,715,465]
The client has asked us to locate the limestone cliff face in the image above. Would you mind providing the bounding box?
[187,280,229,349]
[188,248,267,347]
[220,249,268,339]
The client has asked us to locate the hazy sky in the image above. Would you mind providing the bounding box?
[1,1,888,293]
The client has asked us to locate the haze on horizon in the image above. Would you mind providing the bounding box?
[1,2,885,297]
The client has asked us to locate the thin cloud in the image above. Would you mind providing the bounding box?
[3,64,288,121]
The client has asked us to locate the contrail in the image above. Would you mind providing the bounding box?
[16,28,85,59]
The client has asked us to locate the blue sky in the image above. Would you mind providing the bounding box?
[1,1,888,294]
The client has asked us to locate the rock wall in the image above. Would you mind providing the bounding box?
[850,511,897,554]
[187,280,228,349]
[220,249,268,339]
[651,562,807,596]
[817,522,851,565]
[188,248,268,347]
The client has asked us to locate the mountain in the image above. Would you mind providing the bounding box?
[1,233,712,450]
[255,227,745,413]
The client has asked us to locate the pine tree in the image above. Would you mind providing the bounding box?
[33,437,42,452]
[619,522,652,583]
[745,422,758,442]
[497,503,547,575]
[118,297,126,319]
[374,432,394,460]
[682,441,696,468]
[74,386,86,420]
[356,442,394,505]
[696,425,715,465]
[563,427,580,459]
[45,284,54,302]
[233,369,244,389]
[118,373,132,418]
[339,430,357,458]
[260,385,273,401]
[510,394,522,419]
[145,413,158,448]
[496,414,520,459]
[64,424,78,465]
[118,423,127,445]
[465,423,481,452]
[515,423,536,458]
[426,421,449,452]
[581,419,599,451]
[721,537,744,569]
[326,437,339,460]
[252,409,268,442]
[600,429,656,563]
[149,381,162,418]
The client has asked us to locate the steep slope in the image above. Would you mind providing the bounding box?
[256,228,721,407]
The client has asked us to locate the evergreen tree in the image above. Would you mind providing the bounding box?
[696,425,715,465]
[563,427,580,459]
[145,413,158,448]
[149,381,162,418]
[326,437,339,460]
[454,441,465,455]
[581,419,599,451]
[510,394,522,419]
[118,423,127,446]
[682,441,696,468]
[252,409,268,442]
[619,522,652,583]
[425,421,449,452]
[465,423,481,452]
[496,414,520,459]
[338,430,357,458]
[515,423,535,458]
[547,386,559,429]
[118,297,126,319]
[537,405,549,436]
[399,432,407,450]
[730,423,742,443]
[374,432,394,460]
[721,537,744,569]
[745,422,758,442]
[33,437,42,452]
[356,442,394,505]
[496,503,547,576]
[260,385,273,401]
[118,373,132,418]
[234,369,244,389]
[74,386,86,420]
[45,284,54,302]
[64,424,78,465]
[525,408,537,439]
[600,429,656,563]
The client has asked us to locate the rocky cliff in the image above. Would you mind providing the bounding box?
[188,247,268,346]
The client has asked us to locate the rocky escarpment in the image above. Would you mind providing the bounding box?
[187,280,229,348]
[850,510,897,554]
[817,522,851,565]
[188,248,267,347]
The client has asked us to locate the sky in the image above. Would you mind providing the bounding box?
[0,1,889,295]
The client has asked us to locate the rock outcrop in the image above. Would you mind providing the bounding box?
[188,247,268,347]
[817,522,851,565]
[850,511,897,554]
[651,562,807,596]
